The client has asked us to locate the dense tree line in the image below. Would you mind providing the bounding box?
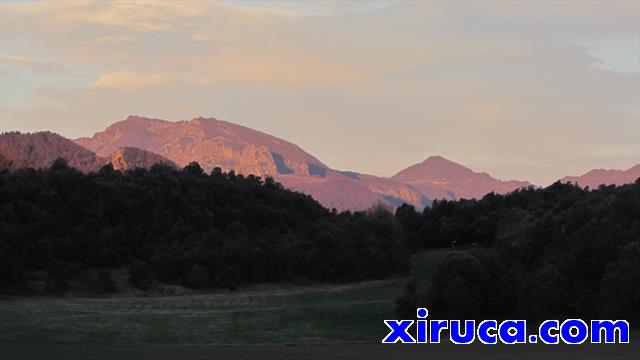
[0,160,408,294]
[396,180,640,324]
[2,159,638,324]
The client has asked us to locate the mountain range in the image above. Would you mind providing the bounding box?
[1,115,638,210]
[0,131,174,173]
[560,165,640,188]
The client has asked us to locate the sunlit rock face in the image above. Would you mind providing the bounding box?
[109,147,175,171]
[0,131,177,174]
[2,116,549,210]
[1,118,552,210]
[76,116,325,177]
[0,131,107,172]
[74,115,428,211]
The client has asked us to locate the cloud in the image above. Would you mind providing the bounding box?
[0,55,72,75]
[2,1,209,32]
[217,0,391,17]
[191,32,221,44]
[91,71,166,90]
[201,52,374,87]
[0,0,638,184]
[92,34,138,44]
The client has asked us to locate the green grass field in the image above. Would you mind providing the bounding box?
[0,249,453,347]
[0,279,405,345]
[2,248,638,359]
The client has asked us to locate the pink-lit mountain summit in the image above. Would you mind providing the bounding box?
[2,115,638,210]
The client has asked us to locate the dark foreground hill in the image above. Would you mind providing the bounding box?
[0,160,408,294]
[1,160,638,325]
[395,179,640,324]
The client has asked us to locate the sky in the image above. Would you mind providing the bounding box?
[0,0,638,185]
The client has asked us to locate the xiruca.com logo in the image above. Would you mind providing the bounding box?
[382,309,630,345]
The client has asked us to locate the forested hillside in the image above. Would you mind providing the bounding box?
[396,180,640,324]
[0,160,408,294]
[2,160,638,324]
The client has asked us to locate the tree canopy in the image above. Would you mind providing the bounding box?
[396,180,640,324]
[2,159,638,325]
[0,160,408,293]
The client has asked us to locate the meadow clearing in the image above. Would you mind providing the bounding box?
[1,249,637,359]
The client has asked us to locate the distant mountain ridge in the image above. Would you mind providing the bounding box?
[75,116,429,210]
[76,116,325,177]
[5,115,635,210]
[560,165,640,188]
[391,155,531,200]
[0,132,173,172]
[0,131,106,172]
